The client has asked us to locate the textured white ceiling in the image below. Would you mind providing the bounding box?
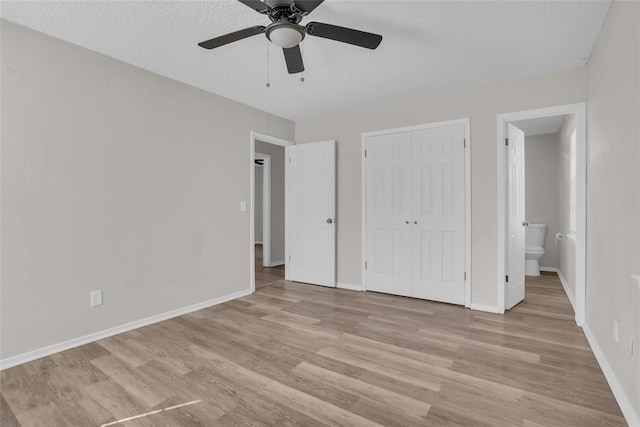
[1,0,610,121]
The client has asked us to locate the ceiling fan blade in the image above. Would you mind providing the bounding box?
[283,45,304,74]
[292,0,325,15]
[237,0,271,13]
[198,26,266,50]
[305,22,382,49]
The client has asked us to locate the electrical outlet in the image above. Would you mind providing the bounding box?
[90,290,103,307]
[613,319,618,343]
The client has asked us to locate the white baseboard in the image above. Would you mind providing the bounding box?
[269,259,285,267]
[0,288,252,371]
[470,303,502,314]
[582,323,640,426]
[337,282,363,291]
[557,270,576,311]
[539,266,559,272]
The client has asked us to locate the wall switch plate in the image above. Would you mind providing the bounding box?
[240,201,247,212]
[90,290,103,307]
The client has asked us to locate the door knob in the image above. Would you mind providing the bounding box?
[405,221,410,224]
[522,221,529,227]
[327,218,333,224]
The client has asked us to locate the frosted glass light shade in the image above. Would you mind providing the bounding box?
[268,26,303,48]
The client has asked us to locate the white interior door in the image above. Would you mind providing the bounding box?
[411,125,466,304]
[506,123,526,309]
[365,132,413,297]
[285,140,336,287]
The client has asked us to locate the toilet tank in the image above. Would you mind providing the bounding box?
[525,224,546,247]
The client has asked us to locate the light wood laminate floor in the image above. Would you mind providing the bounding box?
[1,273,626,426]
[255,244,285,290]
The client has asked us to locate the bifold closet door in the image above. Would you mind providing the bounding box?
[365,132,413,297]
[410,125,466,305]
[365,124,466,305]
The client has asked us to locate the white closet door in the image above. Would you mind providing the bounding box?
[410,125,466,304]
[286,140,336,287]
[365,132,413,297]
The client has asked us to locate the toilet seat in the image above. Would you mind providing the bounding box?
[525,245,544,254]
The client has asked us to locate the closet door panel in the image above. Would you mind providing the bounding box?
[365,132,412,297]
[411,125,466,304]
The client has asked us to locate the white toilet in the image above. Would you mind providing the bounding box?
[525,224,547,276]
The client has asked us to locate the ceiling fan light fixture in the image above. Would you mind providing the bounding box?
[266,23,304,48]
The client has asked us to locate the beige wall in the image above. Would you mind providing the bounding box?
[296,69,586,307]
[558,114,577,298]
[0,21,294,359]
[254,141,285,264]
[585,0,640,418]
[524,133,560,269]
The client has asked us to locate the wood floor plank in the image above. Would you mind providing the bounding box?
[262,381,383,427]
[90,355,174,408]
[0,393,21,427]
[0,266,627,426]
[317,345,444,392]
[293,361,431,420]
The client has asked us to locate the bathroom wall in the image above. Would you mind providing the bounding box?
[525,133,561,269]
[254,165,263,243]
[558,114,577,299]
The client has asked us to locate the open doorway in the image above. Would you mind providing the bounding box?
[254,153,271,265]
[249,132,293,292]
[497,103,587,325]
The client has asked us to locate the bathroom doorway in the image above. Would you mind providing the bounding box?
[497,104,586,325]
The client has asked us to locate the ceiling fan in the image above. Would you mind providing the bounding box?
[198,0,383,74]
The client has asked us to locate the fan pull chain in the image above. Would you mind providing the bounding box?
[300,44,305,83]
[265,41,271,88]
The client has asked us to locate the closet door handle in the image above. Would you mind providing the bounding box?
[414,221,418,224]
[405,221,410,224]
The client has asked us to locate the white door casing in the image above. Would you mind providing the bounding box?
[505,123,525,310]
[285,140,336,287]
[411,125,466,305]
[365,132,413,297]
[364,123,467,305]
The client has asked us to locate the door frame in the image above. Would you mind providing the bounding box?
[361,118,472,307]
[254,153,271,267]
[249,132,294,293]
[496,103,587,325]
